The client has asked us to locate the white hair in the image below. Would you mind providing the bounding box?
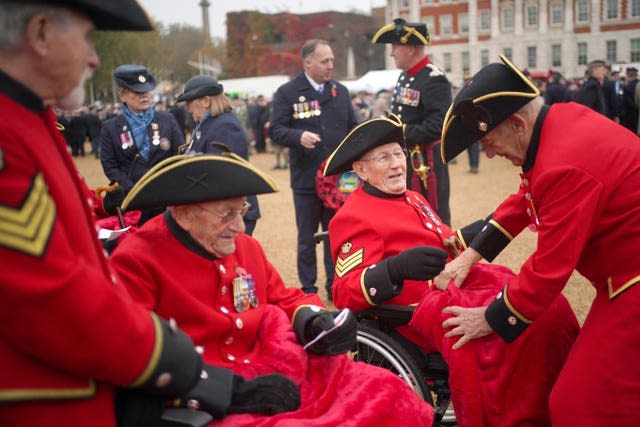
[0,2,71,52]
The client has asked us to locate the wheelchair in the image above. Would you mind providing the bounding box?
[314,231,456,426]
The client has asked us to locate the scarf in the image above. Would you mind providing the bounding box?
[121,104,155,160]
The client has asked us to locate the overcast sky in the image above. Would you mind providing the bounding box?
[137,0,386,38]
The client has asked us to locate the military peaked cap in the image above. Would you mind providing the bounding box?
[113,64,157,93]
[372,18,430,46]
[440,54,540,163]
[23,0,152,31]
[121,154,279,211]
[323,113,405,176]
[176,75,224,103]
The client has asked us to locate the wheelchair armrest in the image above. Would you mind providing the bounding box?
[159,408,213,427]
[313,231,329,244]
[356,304,416,326]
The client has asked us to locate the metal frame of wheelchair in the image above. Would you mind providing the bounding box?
[352,305,456,426]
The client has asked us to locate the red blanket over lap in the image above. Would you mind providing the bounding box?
[211,304,435,426]
[408,264,579,427]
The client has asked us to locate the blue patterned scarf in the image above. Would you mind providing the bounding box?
[121,104,155,159]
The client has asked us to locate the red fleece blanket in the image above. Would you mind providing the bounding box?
[212,304,434,426]
[409,264,579,427]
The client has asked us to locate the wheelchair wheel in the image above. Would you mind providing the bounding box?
[353,324,432,403]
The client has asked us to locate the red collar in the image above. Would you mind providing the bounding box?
[406,56,430,77]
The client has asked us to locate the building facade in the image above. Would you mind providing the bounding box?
[384,0,640,86]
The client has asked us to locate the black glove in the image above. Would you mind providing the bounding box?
[227,373,301,416]
[103,187,126,215]
[304,310,357,355]
[386,246,448,284]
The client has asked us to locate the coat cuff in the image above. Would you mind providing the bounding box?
[456,219,486,249]
[484,288,531,343]
[131,314,202,398]
[469,218,512,262]
[361,260,398,305]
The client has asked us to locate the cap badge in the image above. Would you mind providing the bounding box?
[138,75,146,83]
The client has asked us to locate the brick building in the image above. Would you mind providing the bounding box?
[383,0,640,86]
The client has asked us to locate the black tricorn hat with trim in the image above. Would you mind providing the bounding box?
[323,113,405,176]
[121,153,278,211]
[440,54,540,163]
[371,18,430,46]
[23,0,153,31]
[176,75,224,103]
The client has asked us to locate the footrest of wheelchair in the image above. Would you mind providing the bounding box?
[159,408,213,427]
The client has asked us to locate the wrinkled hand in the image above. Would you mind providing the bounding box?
[228,373,300,415]
[433,247,482,290]
[300,131,321,149]
[442,306,493,350]
[387,246,448,284]
[305,310,357,355]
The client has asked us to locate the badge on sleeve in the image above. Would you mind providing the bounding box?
[233,266,258,313]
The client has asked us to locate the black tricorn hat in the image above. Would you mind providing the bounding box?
[440,54,540,163]
[323,113,405,176]
[176,75,224,103]
[121,153,278,211]
[371,18,430,46]
[23,0,152,31]
[113,64,157,93]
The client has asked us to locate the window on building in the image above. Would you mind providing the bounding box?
[400,0,410,9]
[550,3,563,25]
[459,13,469,34]
[503,47,513,61]
[440,14,452,36]
[552,44,562,67]
[606,0,619,20]
[462,51,470,73]
[631,0,640,17]
[479,10,491,31]
[502,5,514,30]
[577,42,588,65]
[440,0,452,4]
[481,49,490,67]
[631,38,640,62]
[576,1,589,23]
[526,4,538,27]
[606,40,617,63]
[443,52,452,72]
[527,46,537,68]
[423,0,434,5]
[422,16,435,36]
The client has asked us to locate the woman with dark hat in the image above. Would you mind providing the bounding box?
[325,114,578,427]
[100,64,184,223]
[176,75,261,235]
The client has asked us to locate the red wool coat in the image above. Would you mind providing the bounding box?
[111,214,435,426]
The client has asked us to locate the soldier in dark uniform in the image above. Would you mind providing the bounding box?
[269,39,358,297]
[372,18,452,225]
[100,64,184,223]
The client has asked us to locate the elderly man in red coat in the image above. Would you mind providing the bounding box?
[324,113,579,427]
[110,153,436,426]
[436,55,640,426]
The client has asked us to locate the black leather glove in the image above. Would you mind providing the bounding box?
[103,187,126,215]
[386,246,448,284]
[227,373,301,416]
[304,310,357,355]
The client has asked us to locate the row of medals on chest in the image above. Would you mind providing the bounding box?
[292,98,321,119]
[120,122,166,150]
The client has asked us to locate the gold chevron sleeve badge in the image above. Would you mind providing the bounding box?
[335,246,364,278]
[0,173,56,257]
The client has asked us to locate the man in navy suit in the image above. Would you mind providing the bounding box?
[269,39,358,298]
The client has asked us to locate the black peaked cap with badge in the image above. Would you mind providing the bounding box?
[371,18,430,46]
[121,153,279,211]
[113,64,157,93]
[23,0,153,31]
[176,75,224,103]
[323,113,405,176]
[440,54,540,163]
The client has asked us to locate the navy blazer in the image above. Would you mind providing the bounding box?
[269,72,358,193]
[184,111,260,221]
[100,110,184,191]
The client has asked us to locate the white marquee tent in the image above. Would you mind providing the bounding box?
[342,69,400,94]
